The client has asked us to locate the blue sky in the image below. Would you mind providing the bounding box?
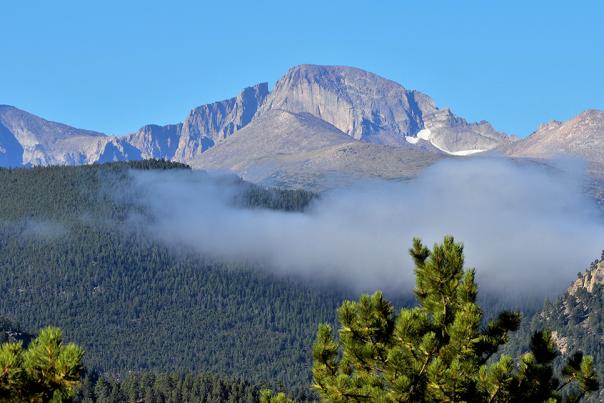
[1,0,602,136]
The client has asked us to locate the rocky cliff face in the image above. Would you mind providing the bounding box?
[541,258,604,359]
[569,260,604,295]
[501,109,604,163]
[258,65,435,145]
[126,123,182,160]
[257,65,511,153]
[418,109,510,155]
[174,83,269,162]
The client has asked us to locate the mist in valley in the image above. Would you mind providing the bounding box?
[124,157,604,303]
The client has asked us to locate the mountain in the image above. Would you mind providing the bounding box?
[501,109,604,163]
[0,105,146,166]
[193,109,441,189]
[0,82,268,167]
[0,105,106,166]
[257,65,510,154]
[0,65,514,181]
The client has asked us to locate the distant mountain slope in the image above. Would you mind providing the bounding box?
[500,109,604,163]
[193,109,442,189]
[0,105,107,166]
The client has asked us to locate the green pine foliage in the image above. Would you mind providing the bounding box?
[312,236,599,402]
[0,161,340,393]
[0,326,84,402]
[260,388,296,403]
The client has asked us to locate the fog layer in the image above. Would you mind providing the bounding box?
[127,158,604,299]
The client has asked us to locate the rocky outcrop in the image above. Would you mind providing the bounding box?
[419,109,511,155]
[569,260,604,296]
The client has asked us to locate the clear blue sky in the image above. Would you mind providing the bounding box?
[1,0,602,136]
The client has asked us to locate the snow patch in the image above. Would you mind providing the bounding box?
[446,149,488,156]
[405,128,432,144]
[405,128,487,156]
[416,128,432,141]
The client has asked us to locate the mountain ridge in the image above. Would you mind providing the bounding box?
[3,65,601,187]
[500,109,604,163]
[0,65,514,171]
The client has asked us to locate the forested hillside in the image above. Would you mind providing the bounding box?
[504,255,604,402]
[0,161,338,396]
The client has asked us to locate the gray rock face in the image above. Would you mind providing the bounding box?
[0,105,109,166]
[257,65,511,153]
[259,65,435,145]
[501,109,604,163]
[95,137,142,163]
[0,120,24,167]
[174,83,269,162]
[420,108,511,155]
[126,123,182,160]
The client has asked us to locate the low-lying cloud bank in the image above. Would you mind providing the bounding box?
[126,157,604,301]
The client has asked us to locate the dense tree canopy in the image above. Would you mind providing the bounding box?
[0,161,336,396]
[312,236,599,402]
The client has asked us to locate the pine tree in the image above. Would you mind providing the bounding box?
[312,236,599,402]
[0,326,84,402]
[260,388,295,403]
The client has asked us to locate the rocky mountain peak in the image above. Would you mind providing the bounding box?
[173,82,269,162]
[258,64,510,154]
[536,120,563,132]
[259,64,437,145]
